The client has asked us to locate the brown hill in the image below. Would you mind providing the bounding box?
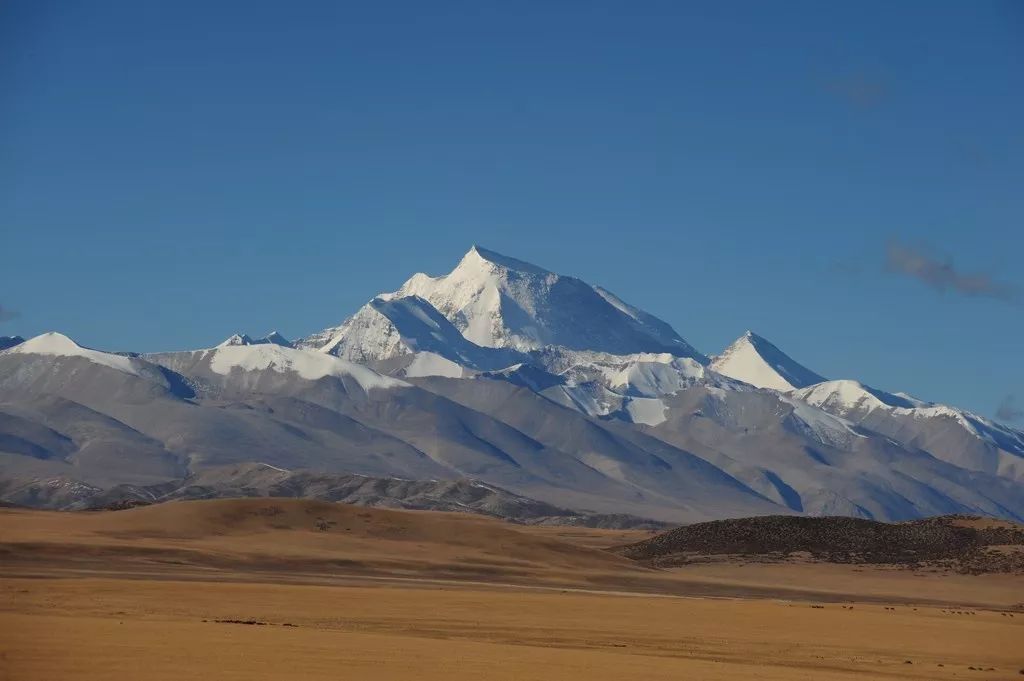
[0,497,647,586]
[617,515,1024,574]
[3,500,1021,608]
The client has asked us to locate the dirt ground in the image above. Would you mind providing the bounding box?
[2,499,1022,680]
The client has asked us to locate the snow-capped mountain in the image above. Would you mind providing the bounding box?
[299,245,714,391]
[6,331,157,378]
[382,246,706,359]
[710,331,825,391]
[793,379,924,415]
[3,247,1023,524]
[793,379,1024,480]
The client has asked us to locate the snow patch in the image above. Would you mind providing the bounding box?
[625,397,669,426]
[607,356,705,397]
[209,344,407,390]
[780,395,864,448]
[404,352,465,378]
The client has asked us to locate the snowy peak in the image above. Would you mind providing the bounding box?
[793,380,922,415]
[710,331,825,391]
[16,332,89,354]
[218,333,254,347]
[261,331,293,347]
[8,332,143,376]
[463,244,548,275]
[317,295,472,362]
[310,294,519,369]
[792,378,1024,479]
[393,246,705,359]
[794,379,1024,448]
[218,332,293,348]
[311,300,410,361]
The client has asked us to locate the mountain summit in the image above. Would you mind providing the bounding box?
[217,332,293,348]
[382,246,706,359]
[309,294,521,372]
[710,331,825,391]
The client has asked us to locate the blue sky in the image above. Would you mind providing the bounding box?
[2,1,1022,419]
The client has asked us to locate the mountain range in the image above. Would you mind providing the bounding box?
[1,246,1022,523]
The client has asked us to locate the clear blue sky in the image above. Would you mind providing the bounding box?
[2,1,1022,419]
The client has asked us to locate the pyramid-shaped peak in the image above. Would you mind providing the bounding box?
[261,331,293,347]
[711,331,825,392]
[218,333,254,347]
[19,331,81,352]
[217,332,295,348]
[300,245,705,360]
[458,245,549,275]
[388,246,706,358]
[731,330,788,353]
[739,330,772,344]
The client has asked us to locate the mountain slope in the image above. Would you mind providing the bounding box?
[8,342,1018,524]
[6,332,156,378]
[3,247,1022,526]
[793,380,1024,480]
[707,332,1024,483]
[410,374,1024,522]
[0,333,788,522]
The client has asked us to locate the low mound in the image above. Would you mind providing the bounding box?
[618,515,1024,574]
[0,498,643,585]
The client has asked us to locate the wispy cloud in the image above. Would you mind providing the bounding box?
[824,74,887,109]
[996,395,1023,423]
[0,304,18,323]
[885,240,1019,303]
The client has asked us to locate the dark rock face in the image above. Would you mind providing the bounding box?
[618,515,1024,573]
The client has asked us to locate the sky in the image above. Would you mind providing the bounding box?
[2,1,1022,420]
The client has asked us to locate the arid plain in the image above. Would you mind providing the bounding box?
[2,499,1022,680]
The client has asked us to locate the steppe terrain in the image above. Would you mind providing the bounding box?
[2,499,1022,680]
